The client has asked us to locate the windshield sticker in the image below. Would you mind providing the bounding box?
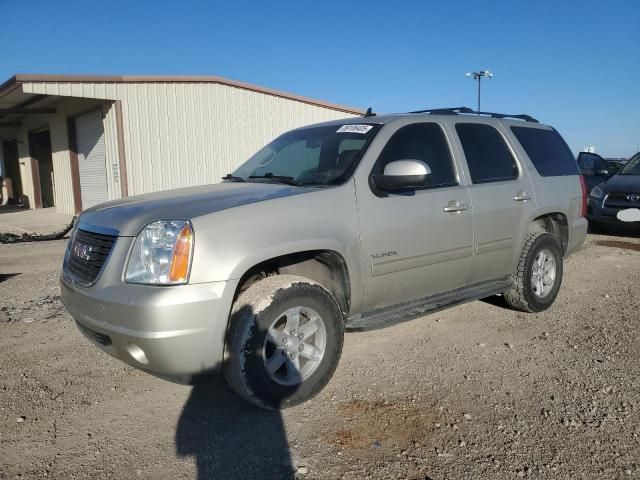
[336,124,374,134]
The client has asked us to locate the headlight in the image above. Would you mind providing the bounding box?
[125,220,194,285]
[590,185,605,199]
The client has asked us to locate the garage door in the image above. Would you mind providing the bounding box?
[75,110,108,210]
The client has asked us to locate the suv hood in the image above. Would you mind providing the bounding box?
[602,174,640,192]
[78,182,315,236]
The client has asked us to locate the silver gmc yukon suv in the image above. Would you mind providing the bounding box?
[61,107,588,409]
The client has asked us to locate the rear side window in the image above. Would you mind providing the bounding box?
[455,123,518,184]
[375,123,457,188]
[511,127,579,176]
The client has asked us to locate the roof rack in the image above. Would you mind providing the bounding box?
[409,107,539,123]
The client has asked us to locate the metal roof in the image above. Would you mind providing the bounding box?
[0,74,365,120]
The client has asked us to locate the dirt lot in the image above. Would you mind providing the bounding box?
[1,232,639,479]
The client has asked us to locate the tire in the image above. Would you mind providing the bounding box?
[223,274,344,410]
[503,232,563,313]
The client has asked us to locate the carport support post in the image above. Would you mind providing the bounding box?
[115,101,128,198]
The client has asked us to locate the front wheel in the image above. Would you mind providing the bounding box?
[223,275,344,410]
[503,232,564,313]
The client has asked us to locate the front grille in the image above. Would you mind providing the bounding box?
[67,229,117,285]
[605,191,640,206]
[75,320,112,346]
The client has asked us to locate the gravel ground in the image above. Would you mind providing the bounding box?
[1,232,639,479]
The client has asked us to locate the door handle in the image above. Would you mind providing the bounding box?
[443,201,468,213]
[513,191,532,202]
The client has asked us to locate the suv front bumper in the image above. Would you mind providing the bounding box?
[588,196,640,226]
[61,276,238,383]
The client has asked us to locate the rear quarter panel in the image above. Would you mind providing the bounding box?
[500,121,587,259]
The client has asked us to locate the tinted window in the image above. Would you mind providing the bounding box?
[512,127,579,176]
[620,153,640,175]
[577,152,607,176]
[455,123,518,183]
[251,139,321,179]
[375,123,457,188]
[234,124,380,186]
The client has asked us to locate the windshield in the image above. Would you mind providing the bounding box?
[232,123,381,186]
[620,153,640,175]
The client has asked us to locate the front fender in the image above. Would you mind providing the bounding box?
[188,184,363,315]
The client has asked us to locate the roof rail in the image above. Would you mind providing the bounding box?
[409,107,473,115]
[409,107,538,123]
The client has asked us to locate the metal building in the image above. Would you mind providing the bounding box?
[0,75,362,215]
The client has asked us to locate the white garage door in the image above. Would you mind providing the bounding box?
[75,110,108,210]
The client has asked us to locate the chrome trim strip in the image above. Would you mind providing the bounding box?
[371,245,474,277]
[476,236,513,255]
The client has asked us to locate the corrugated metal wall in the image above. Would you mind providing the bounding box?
[22,81,358,197]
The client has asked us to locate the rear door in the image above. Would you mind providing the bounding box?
[451,121,537,283]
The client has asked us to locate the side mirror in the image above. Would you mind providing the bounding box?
[596,169,609,176]
[372,159,432,191]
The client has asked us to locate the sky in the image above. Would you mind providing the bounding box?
[1,0,639,157]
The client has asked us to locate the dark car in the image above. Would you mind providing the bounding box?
[587,151,640,228]
[578,152,626,192]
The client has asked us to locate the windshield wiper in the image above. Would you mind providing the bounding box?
[222,174,246,182]
[248,173,300,186]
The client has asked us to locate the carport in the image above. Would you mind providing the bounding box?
[0,81,122,214]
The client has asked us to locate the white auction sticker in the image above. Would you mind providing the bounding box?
[617,208,640,222]
[336,124,374,134]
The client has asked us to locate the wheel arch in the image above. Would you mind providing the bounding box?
[230,248,355,318]
[528,211,569,255]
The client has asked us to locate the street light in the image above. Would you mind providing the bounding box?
[465,70,493,113]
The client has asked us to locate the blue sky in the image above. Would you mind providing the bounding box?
[2,0,638,157]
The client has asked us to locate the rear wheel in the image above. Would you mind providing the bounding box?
[223,275,344,410]
[504,232,563,313]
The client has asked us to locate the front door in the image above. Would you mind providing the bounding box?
[355,122,474,312]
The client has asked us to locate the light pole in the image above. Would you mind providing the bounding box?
[465,70,493,113]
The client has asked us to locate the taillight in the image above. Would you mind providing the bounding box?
[579,175,588,217]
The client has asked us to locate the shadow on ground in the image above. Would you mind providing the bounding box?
[481,294,511,309]
[0,205,27,215]
[588,223,640,238]
[0,273,20,283]
[176,380,294,480]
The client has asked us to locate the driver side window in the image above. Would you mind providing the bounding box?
[374,123,458,188]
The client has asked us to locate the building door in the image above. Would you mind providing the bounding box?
[75,110,108,210]
[29,130,55,208]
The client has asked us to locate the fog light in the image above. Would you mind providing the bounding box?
[126,343,149,365]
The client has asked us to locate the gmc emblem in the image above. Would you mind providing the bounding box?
[72,241,93,261]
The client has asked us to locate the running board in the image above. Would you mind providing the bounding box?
[345,277,512,332]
